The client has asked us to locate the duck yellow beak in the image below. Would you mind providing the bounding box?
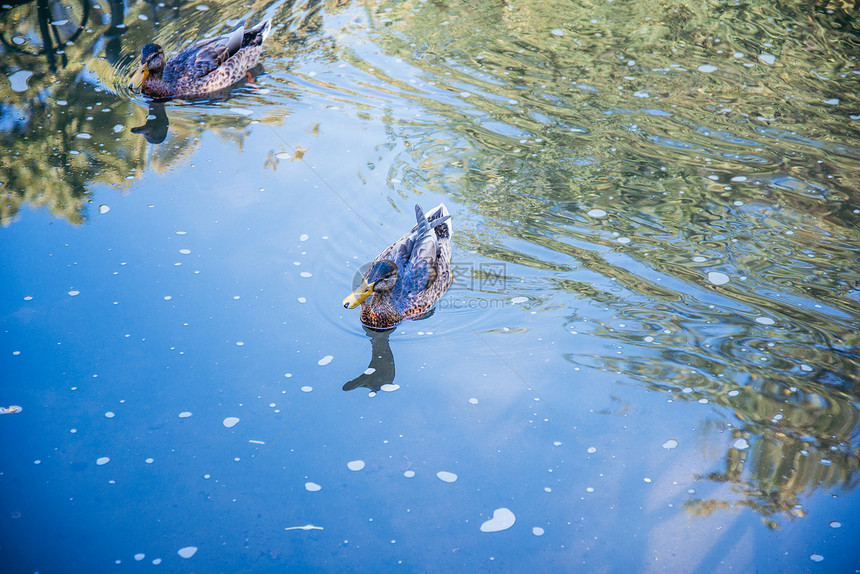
[343,279,374,309]
[129,65,149,90]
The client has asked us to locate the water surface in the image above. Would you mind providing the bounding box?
[1,0,859,571]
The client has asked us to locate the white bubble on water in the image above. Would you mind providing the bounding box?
[134,553,144,561]
[587,447,597,454]
[305,482,321,492]
[732,438,750,450]
[177,546,197,559]
[697,64,718,73]
[99,204,110,214]
[223,417,239,428]
[587,208,607,218]
[437,471,458,483]
[404,470,415,478]
[301,386,313,392]
[810,554,823,562]
[179,411,192,418]
[758,53,776,65]
[532,527,545,536]
[662,439,679,450]
[318,355,333,366]
[707,271,730,285]
[469,398,478,404]
[755,316,776,325]
[480,508,515,532]
[347,460,365,471]
[299,234,309,241]
[68,290,80,296]
[380,384,400,392]
[96,457,110,465]
[511,296,528,304]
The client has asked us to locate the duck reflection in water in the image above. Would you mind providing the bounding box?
[130,103,169,144]
[342,204,453,391]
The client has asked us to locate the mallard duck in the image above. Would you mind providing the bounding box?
[129,17,272,99]
[344,204,454,330]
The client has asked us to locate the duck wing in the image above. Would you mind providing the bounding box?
[164,20,246,83]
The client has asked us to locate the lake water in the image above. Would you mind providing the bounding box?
[1,0,859,571]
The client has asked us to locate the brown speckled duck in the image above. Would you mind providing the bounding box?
[344,204,454,330]
[129,17,272,99]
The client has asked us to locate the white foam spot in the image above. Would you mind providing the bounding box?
[347,460,365,471]
[755,316,775,325]
[300,272,312,278]
[380,384,400,392]
[177,546,197,559]
[299,234,309,241]
[692,256,708,262]
[9,70,33,92]
[758,53,776,65]
[96,456,110,465]
[68,290,80,296]
[305,482,322,492]
[823,98,839,105]
[285,524,323,531]
[404,470,415,478]
[301,386,313,393]
[105,411,115,418]
[76,132,92,139]
[587,447,597,454]
[480,508,516,532]
[511,296,528,304]
[364,368,376,375]
[436,471,458,483]
[587,208,607,218]
[810,554,823,562]
[223,417,239,428]
[99,204,110,214]
[318,355,333,366]
[697,64,718,73]
[551,29,564,37]
[733,438,750,450]
[707,271,730,285]
[662,439,679,450]
[532,527,545,536]
[469,398,478,404]
[179,411,192,418]
[145,458,154,464]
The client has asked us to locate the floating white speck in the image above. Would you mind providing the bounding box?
[76,132,92,139]
[662,439,679,450]
[318,355,333,366]
[728,390,740,397]
[697,64,718,73]
[823,98,839,105]
[68,290,80,296]
[732,438,750,450]
[551,29,564,37]
[152,558,162,565]
[235,341,244,346]
[347,460,365,471]
[511,296,528,304]
[179,249,191,255]
[707,271,730,285]
[829,521,841,528]
[297,297,307,303]
[633,91,650,98]
[299,234,309,242]
[300,272,312,278]
[758,54,776,65]
[276,152,292,160]
[163,295,172,301]
[112,124,123,133]
[145,458,154,464]
[480,508,516,532]
[755,316,775,325]
[404,470,415,478]
[301,386,313,392]
[800,364,813,372]
[437,471,458,483]
[692,256,708,263]
[179,411,192,418]
[105,411,115,418]
[305,482,321,492]
[587,208,607,218]
[587,447,597,454]
[469,398,478,404]
[96,457,110,465]
[731,176,748,182]
[810,554,823,562]
[177,546,197,559]
[285,524,323,531]
[8,70,33,92]
[380,384,400,392]
[223,417,239,428]
[99,204,110,214]
[644,477,652,483]
[532,527,545,536]
[134,553,145,561]
[364,368,376,375]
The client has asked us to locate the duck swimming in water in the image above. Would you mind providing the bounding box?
[344,204,454,330]
[129,17,272,99]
